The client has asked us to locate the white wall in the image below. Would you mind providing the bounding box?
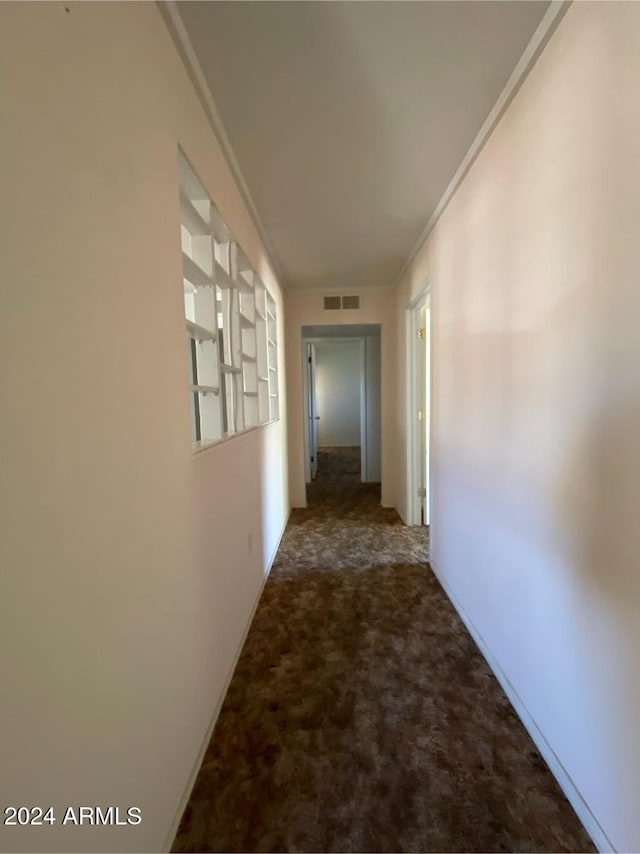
[315,342,361,446]
[287,293,396,507]
[364,335,382,482]
[0,4,288,852]
[394,4,640,851]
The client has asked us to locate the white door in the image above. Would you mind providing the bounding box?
[307,343,319,480]
[407,293,431,525]
[419,303,431,525]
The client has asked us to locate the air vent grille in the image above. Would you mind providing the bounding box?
[323,294,361,311]
[341,295,360,310]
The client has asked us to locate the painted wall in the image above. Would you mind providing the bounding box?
[0,4,287,852]
[394,3,640,850]
[315,342,361,446]
[364,335,382,482]
[287,292,396,507]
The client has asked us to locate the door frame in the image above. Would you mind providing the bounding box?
[406,283,431,526]
[306,342,319,480]
[302,336,366,483]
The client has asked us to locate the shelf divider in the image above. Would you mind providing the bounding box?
[180,192,209,236]
[186,320,216,341]
[214,260,235,290]
[190,384,219,396]
[183,253,212,288]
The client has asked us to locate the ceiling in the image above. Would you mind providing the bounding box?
[177,1,551,291]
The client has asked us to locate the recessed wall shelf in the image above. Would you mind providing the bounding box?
[186,320,216,341]
[179,192,209,236]
[182,253,212,288]
[179,149,280,448]
[213,260,235,290]
[210,208,230,244]
[190,384,219,396]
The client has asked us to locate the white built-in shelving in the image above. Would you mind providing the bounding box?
[179,192,209,236]
[189,384,218,395]
[179,150,279,450]
[186,320,216,342]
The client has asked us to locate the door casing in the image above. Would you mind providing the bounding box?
[302,336,367,484]
[307,343,319,480]
[406,285,431,526]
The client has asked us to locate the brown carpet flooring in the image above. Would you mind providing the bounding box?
[173,450,594,853]
[316,446,361,482]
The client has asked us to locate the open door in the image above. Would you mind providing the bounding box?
[407,292,431,525]
[418,301,430,526]
[307,343,319,480]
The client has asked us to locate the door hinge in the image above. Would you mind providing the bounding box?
[418,410,426,421]
[418,487,426,498]
[417,327,426,340]
[308,356,312,363]
[311,456,315,463]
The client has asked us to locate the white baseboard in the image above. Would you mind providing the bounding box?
[265,511,290,577]
[162,514,289,853]
[429,558,615,854]
[394,503,411,525]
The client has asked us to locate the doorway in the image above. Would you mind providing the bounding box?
[302,325,381,496]
[406,289,431,526]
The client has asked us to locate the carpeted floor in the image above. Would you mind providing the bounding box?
[316,446,361,482]
[172,459,594,853]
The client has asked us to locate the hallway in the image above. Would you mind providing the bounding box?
[173,473,592,853]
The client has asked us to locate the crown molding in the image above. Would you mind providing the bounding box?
[157,1,290,292]
[391,0,572,290]
[159,0,570,297]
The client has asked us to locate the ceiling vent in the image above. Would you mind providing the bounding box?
[323,294,360,311]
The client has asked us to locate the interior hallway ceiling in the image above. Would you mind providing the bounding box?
[176,1,551,291]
